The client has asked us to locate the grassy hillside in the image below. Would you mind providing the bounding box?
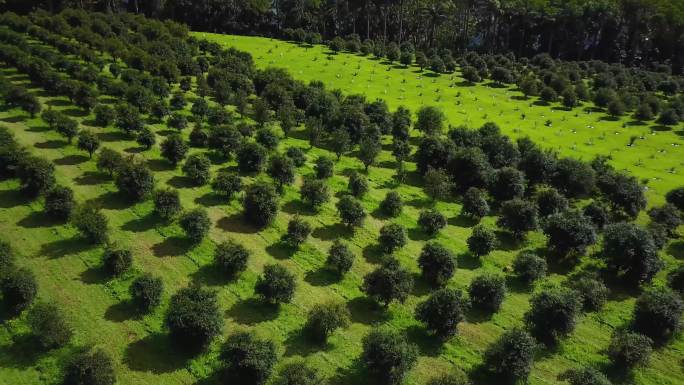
[196,33,684,205]
[0,30,682,385]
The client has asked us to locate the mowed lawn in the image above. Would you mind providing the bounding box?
[197,33,684,206]
[0,37,682,385]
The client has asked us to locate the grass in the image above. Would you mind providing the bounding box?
[0,33,682,385]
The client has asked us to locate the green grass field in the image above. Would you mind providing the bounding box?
[0,32,682,385]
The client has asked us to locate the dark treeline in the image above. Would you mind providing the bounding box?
[3,1,684,73]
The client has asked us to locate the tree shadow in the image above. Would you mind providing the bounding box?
[304,267,340,287]
[328,360,368,385]
[16,211,63,228]
[62,108,88,118]
[281,199,315,216]
[46,99,71,107]
[265,241,296,260]
[457,252,482,270]
[346,297,388,325]
[667,240,684,259]
[370,207,391,220]
[26,124,50,133]
[80,266,108,285]
[39,236,93,258]
[225,298,279,325]
[362,244,384,264]
[104,300,138,322]
[147,158,175,172]
[194,193,226,207]
[0,334,45,369]
[449,214,478,228]
[97,131,130,142]
[0,115,26,123]
[152,236,193,257]
[167,176,195,189]
[0,188,31,208]
[74,171,109,185]
[408,227,431,241]
[466,307,494,324]
[216,213,258,234]
[189,264,233,287]
[121,213,160,233]
[505,275,532,293]
[283,328,333,357]
[405,197,432,209]
[124,333,193,374]
[54,154,89,166]
[312,222,353,240]
[87,191,136,210]
[405,325,444,357]
[34,139,67,149]
[494,231,521,251]
[411,273,433,297]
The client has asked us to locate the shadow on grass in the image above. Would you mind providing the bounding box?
[405,197,432,209]
[346,297,388,325]
[362,244,385,264]
[0,115,26,123]
[97,131,131,142]
[216,213,259,234]
[147,158,175,172]
[124,333,193,374]
[405,325,443,357]
[408,227,432,242]
[16,211,63,228]
[283,328,332,357]
[34,139,67,149]
[152,236,193,257]
[494,231,522,251]
[304,267,340,287]
[62,108,88,118]
[40,236,93,258]
[281,199,315,216]
[225,297,279,325]
[667,240,684,259]
[86,191,136,210]
[54,154,89,166]
[312,223,353,241]
[104,300,138,322]
[167,176,195,189]
[0,334,45,369]
[457,252,482,270]
[411,273,433,297]
[328,360,368,385]
[74,171,109,186]
[121,213,160,233]
[466,307,494,324]
[189,264,234,287]
[80,266,108,285]
[0,188,32,208]
[194,193,226,207]
[505,275,532,293]
[449,214,479,228]
[265,240,296,260]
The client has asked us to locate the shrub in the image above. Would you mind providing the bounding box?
[602,222,661,287]
[558,367,612,385]
[608,331,653,369]
[380,191,403,217]
[64,349,116,385]
[632,287,683,343]
[304,301,350,342]
[17,155,55,196]
[27,302,72,349]
[363,258,414,306]
[418,242,456,287]
[497,199,538,239]
[166,286,223,351]
[668,265,684,294]
[237,141,268,173]
[214,240,249,279]
[102,247,132,277]
[658,108,679,125]
[221,331,277,385]
[513,251,547,284]
[665,186,684,210]
[115,157,155,201]
[348,171,369,197]
[378,223,407,254]
[300,177,329,211]
[525,287,581,345]
[469,274,506,313]
[182,153,211,186]
[415,288,468,339]
[255,264,297,305]
[284,216,311,248]
[568,275,608,312]
[129,273,163,312]
[136,127,156,150]
[44,185,75,220]
[467,225,497,257]
[160,134,188,166]
[153,188,182,220]
[71,205,109,244]
[361,328,418,385]
[315,156,334,179]
[418,209,447,236]
[1,268,37,316]
[326,240,355,276]
[96,148,123,177]
[179,208,211,244]
[483,328,536,383]
[336,195,366,228]
[212,171,242,199]
[462,187,489,219]
[535,187,568,217]
[243,181,279,228]
[285,146,306,167]
[273,361,322,385]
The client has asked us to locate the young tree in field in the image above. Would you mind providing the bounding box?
[71,204,108,244]
[44,185,75,221]
[94,104,115,127]
[64,349,116,385]
[221,331,277,385]
[17,155,55,196]
[467,225,497,257]
[77,129,100,158]
[497,199,539,240]
[137,127,156,150]
[237,141,268,173]
[1,268,37,316]
[461,187,489,220]
[166,286,223,351]
[153,189,182,221]
[255,264,297,305]
[305,301,350,342]
[300,176,330,211]
[380,191,403,217]
[418,209,447,236]
[284,216,312,248]
[378,223,407,254]
[418,242,457,287]
[168,112,189,131]
[115,157,155,201]
[315,156,334,179]
[535,187,568,217]
[525,287,581,345]
[27,302,72,349]
[361,328,418,385]
[469,274,507,313]
[348,171,369,198]
[424,167,451,201]
[326,240,355,276]
[179,208,211,244]
[632,287,683,343]
[416,288,468,339]
[543,210,597,257]
[267,154,295,191]
[97,148,123,177]
[336,195,366,229]
[483,328,536,383]
[214,240,249,280]
[54,115,79,143]
[331,129,351,160]
[415,106,445,136]
[160,134,188,166]
[558,367,612,385]
[358,137,381,170]
[568,275,608,312]
[212,171,242,199]
[101,247,133,277]
[513,251,547,284]
[256,127,280,150]
[489,167,526,202]
[129,273,163,313]
[243,181,279,228]
[602,222,661,287]
[363,258,414,307]
[183,154,211,186]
